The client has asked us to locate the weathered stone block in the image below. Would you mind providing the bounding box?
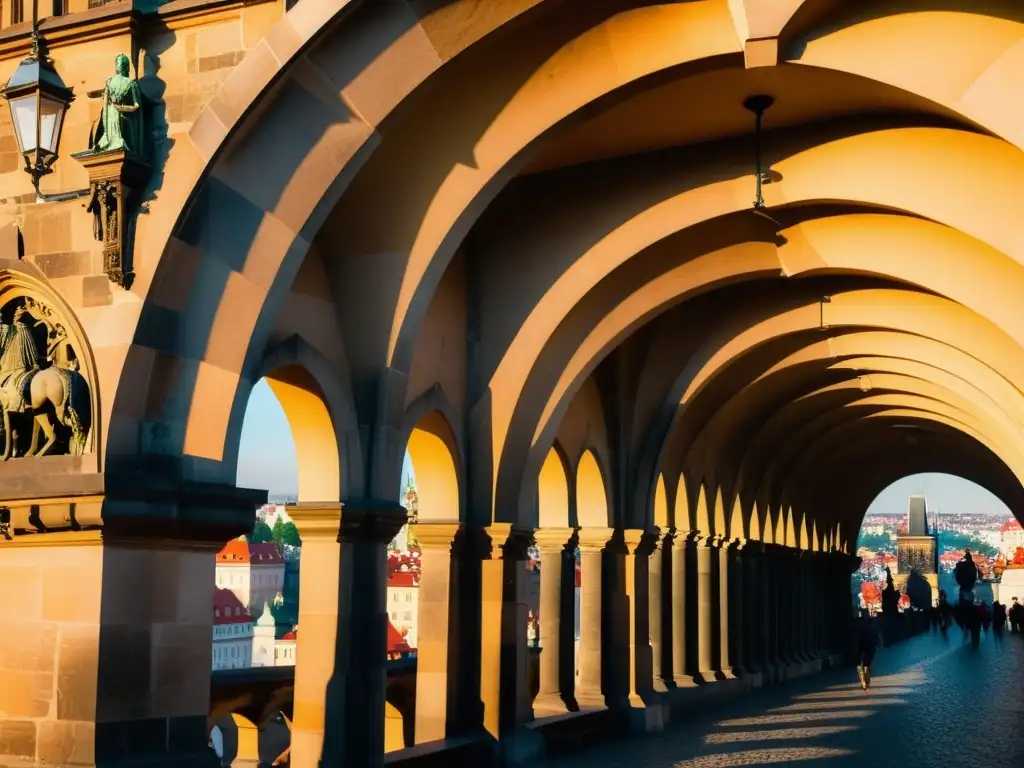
[0,719,37,760]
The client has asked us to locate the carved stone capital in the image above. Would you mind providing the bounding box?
[337,501,407,544]
[577,526,615,554]
[451,525,493,561]
[411,521,461,551]
[289,502,342,540]
[533,526,577,554]
[487,523,534,561]
[669,528,695,549]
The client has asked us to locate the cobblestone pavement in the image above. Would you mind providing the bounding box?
[551,628,1024,768]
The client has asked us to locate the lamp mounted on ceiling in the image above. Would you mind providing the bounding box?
[742,94,781,227]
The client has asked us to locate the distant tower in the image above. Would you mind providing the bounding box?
[895,494,939,606]
[251,602,277,667]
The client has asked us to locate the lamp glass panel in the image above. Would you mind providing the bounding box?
[38,96,65,154]
[9,95,37,153]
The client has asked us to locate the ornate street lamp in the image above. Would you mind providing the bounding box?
[0,6,75,197]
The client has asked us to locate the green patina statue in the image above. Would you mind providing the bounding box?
[89,54,143,156]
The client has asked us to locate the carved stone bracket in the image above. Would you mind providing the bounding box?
[71,148,151,290]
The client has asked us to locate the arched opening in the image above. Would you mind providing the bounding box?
[538,447,571,528]
[576,450,610,528]
[853,473,1016,615]
[653,475,669,530]
[391,410,461,749]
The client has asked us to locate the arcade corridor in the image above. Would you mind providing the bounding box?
[554,631,1024,768]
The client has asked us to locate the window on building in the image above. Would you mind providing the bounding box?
[403,611,412,621]
[392,593,398,603]
[391,611,397,620]
[405,593,412,603]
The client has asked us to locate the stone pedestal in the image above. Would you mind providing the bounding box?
[0,481,260,767]
[291,501,406,768]
[533,527,577,716]
[410,522,461,743]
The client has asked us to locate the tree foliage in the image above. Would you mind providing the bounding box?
[281,521,301,547]
[248,520,274,544]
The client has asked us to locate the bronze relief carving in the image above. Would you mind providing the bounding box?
[0,294,91,459]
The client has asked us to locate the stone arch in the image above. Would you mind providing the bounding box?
[576,449,611,529]
[245,336,353,502]
[402,407,461,523]
[538,443,572,529]
[487,134,1024,526]
[115,1,1024,489]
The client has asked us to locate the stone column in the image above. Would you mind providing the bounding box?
[743,545,762,673]
[290,503,342,767]
[479,524,535,742]
[695,534,716,682]
[617,529,658,725]
[777,550,794,665]
[533,527,577,716]
[729,541,745,676]
[410,522,461,744]
[669,530,697,687]
[0,484,258,768]
[762,545,778,674]
[717,538,736,679]
[576,528,613,708]
[304,501,407,768]
[649,530,669,694]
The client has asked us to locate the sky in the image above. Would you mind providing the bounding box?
[236,379,413,500]
[237,380,1012,518]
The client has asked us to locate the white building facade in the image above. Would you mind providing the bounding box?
[212,588,254,671]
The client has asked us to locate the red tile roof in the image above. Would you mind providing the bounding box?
[388,571,418,588]
[216,538,284,565]
[213,588,253,624]
[1000,519,1023,533]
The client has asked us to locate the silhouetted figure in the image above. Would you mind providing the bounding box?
[856,612,880,691]
[954,550,982,644]
[1009,597,1023,633]
[937,590,952,631]
[992,600,1006,637]
[977,601,991,632]
[881,567,900,616]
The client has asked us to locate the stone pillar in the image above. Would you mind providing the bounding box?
[763,545,778,673]
[743,546,762,673]
[649,530,669,694]
[410,522,460,744]
[616,529,659,727]
[777,550,793,665]
[576,528,612,708]
[717,538,736,679]
[0,489,254,768]
[303,502,406,768]
[290,503,342,767]
[695,534,716,682]
[479,524,535,742]
[533,527,577,716]
[669,530,696,687]
[728,541,745,676]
